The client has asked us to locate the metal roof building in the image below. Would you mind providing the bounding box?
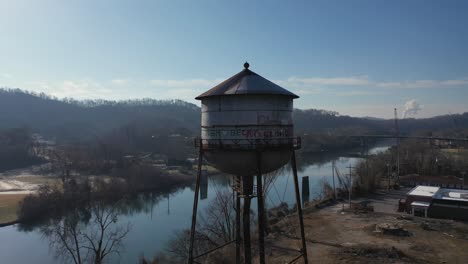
[433,188,468,202]
[405,186,440,216]
[405,186,468,220]
[431,188,468,221]
[407,186,440,197]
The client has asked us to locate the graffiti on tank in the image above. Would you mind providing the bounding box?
[203,127,292,139]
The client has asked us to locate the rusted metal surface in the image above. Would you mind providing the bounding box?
[202,125,294,141]
[201,96,293,126]
[208,151,291,176]
[193,137,301,176]
[194,137,301,150]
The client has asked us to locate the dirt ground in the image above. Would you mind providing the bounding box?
[0,165,58,224]
[264,189,468,264]
[0,193,27,223]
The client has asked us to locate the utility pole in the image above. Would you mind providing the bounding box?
[332,160,336,200]
[462,171,466,190]
[387,163,391,191]
[167,194,170,215]
[394,108,400,181]
[365,139,369,187]
[347,165,354,208]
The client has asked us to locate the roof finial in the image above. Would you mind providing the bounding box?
[244,62,250,69]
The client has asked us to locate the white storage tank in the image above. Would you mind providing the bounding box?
[195,63,300,176]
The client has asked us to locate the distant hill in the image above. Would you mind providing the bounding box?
[1,88,467,141]
[0,88,199,142]
[294,108,468,136]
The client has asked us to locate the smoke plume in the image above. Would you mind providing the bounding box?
[402,99,423,118]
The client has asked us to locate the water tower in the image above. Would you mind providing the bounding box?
[188,63,308,264]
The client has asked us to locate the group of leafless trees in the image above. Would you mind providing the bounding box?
[353,139,468,194]
[300,131,372,154]
[41,201,130,264]
[0,127,43,172]
[17,162,192,224]
[140,190,241,264]
[17,127,195,222]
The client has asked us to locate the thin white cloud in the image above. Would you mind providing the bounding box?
[1,73,13,79]
[148,79,226,102]
[275,75,468,90]
[159,88,200,101]
[440,79,468,86]
[295,87,326,95]
[276,75,468,95]
[376,79,468,89]
[24,80,114,99]
[275,76,370,87]
[334,90,385,97]
[58,80,113,98]
[149,78,223,88]
[110,79,129,85]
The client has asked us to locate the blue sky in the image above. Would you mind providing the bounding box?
[1,0,467,118]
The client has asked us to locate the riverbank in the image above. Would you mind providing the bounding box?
[0,167,54,225]
[0,164,195,226]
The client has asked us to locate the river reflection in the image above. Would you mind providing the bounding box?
[0,144,389,264]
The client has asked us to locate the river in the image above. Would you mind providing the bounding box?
[0,144,390,264]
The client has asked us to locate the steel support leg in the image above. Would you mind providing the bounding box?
[256,151,266,264]
[188,147,203,264]
[243,176,253,264]
[236,176,241,264]
[291,151,309,264]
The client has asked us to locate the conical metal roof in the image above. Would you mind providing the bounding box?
[195,63,299,100]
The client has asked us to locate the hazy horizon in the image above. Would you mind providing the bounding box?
[3,87,467,121]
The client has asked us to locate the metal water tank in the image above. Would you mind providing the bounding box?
[195,63,300,176]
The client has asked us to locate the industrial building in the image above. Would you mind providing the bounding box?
[431,188,468,221]
[404,185,468,221]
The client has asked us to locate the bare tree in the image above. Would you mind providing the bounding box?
[198,190,236,243]
[42,201,130,264]
[165,229,214,262]
[161,191,237,263]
